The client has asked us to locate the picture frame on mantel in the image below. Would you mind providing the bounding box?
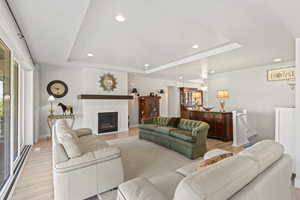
[267,67,295,81]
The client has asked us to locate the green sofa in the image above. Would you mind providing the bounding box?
[139,117,209,159]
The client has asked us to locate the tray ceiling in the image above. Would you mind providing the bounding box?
[10,0,300,79]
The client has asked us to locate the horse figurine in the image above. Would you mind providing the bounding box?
[58,103,67,115]
[58,103,73,115]
[67,105,73,115]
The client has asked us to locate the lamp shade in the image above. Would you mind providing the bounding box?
[48,95,56,102]
[192,92,202,99]
[216,90,229,98]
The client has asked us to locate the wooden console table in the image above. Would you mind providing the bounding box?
[47,114,75,137]
[189,111,233,141]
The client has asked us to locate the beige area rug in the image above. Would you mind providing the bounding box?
[91,136,199,200]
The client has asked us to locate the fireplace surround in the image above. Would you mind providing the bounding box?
[98,112,118,133]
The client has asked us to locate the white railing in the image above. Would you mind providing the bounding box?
[232,110,257,147]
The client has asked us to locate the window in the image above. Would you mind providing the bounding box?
[0,39,11,190]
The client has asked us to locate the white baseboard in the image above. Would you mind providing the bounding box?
[38,134,50,141]
[129,124,139,128]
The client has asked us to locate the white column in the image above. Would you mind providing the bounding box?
[24,70,34,145]
[295,38,300,187]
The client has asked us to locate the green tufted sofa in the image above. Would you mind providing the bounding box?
[139,117,209,159]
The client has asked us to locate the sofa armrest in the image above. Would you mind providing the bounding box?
[117,177,168,200]
[192,122,209,144]
[55,147,121,173]
[73,128,93,137]
[141,118,154,124]
[93,147,121,161]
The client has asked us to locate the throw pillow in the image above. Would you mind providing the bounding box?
[197,153,233,168]
[55,120,82,159]
[168,117,180,127]
[58,130,82,159]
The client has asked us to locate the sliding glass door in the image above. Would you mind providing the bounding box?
[0,40,11,190]
[13,60,19,161]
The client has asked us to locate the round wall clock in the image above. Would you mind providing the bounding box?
[99,73,117,92]
[47,80,68,98]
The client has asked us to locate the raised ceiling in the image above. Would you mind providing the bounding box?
[9,0,300,80]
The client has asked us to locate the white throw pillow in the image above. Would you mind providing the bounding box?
[55,119,82,158]
[59,132,82,159]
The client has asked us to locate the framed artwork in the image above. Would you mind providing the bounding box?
[99,73,117,92]
[267,67,295,81]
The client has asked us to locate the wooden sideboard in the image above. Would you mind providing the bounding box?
[189,111,233,141]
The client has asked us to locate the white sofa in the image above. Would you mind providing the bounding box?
[117,140,293,200]
[52,119,124,200]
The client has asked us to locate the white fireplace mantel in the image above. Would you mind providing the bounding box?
[81,99,129,134]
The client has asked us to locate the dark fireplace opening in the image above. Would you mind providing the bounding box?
[98,112,118,133]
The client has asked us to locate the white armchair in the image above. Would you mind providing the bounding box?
[53,119,124,200]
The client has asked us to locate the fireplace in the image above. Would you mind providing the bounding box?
[98,112,118,133]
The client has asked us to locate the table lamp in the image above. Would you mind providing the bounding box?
[216,90,229,112]
[48,95,56,115]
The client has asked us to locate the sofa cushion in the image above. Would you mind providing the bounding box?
[55,120,82,159]
[155,126,175,135]
[176,161,200,176]
[170,129,195,142]
[154,117,171,126]
[150,172,184,200]
[238,140,284,174]
[167,117,181,127]
[53,143,69,164]
[79,135,109,153]
[73,128,93,137]
[178,119,202,131]
[139,124,158,131]
[58,130,82,159]
[140,124,175,135]
[118,177,168,200]
[174,155,259,200]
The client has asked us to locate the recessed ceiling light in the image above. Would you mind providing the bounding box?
[178,76,183,80]
[115,14,126,22]
[209,70,216,74]
[192,44,199,49]
[87,53,94,57]
[273,58,282,63]
[144,64,150,67]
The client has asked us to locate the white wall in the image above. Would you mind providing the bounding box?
[295,38,300,188]
[207,61,295,140]
[168,86,180,117]
[39,66,83,137]
[38,65,129,137]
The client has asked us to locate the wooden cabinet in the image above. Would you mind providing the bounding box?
[189,111,233,141]
[179,87,203,119]
[138,96,161,123]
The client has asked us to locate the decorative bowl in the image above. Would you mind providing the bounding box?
[202,106,214,112]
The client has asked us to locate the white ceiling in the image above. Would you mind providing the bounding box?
[10,0,300,80]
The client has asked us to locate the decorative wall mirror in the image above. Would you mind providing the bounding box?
[99,73,117,92]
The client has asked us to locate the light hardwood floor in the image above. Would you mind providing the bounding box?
[9,128,296,200]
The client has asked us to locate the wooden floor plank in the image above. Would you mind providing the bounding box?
[9,128,252,200]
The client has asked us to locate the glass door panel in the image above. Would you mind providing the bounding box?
[18,70,24,150]
[0,39,11,190]
[13,60,19,161]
